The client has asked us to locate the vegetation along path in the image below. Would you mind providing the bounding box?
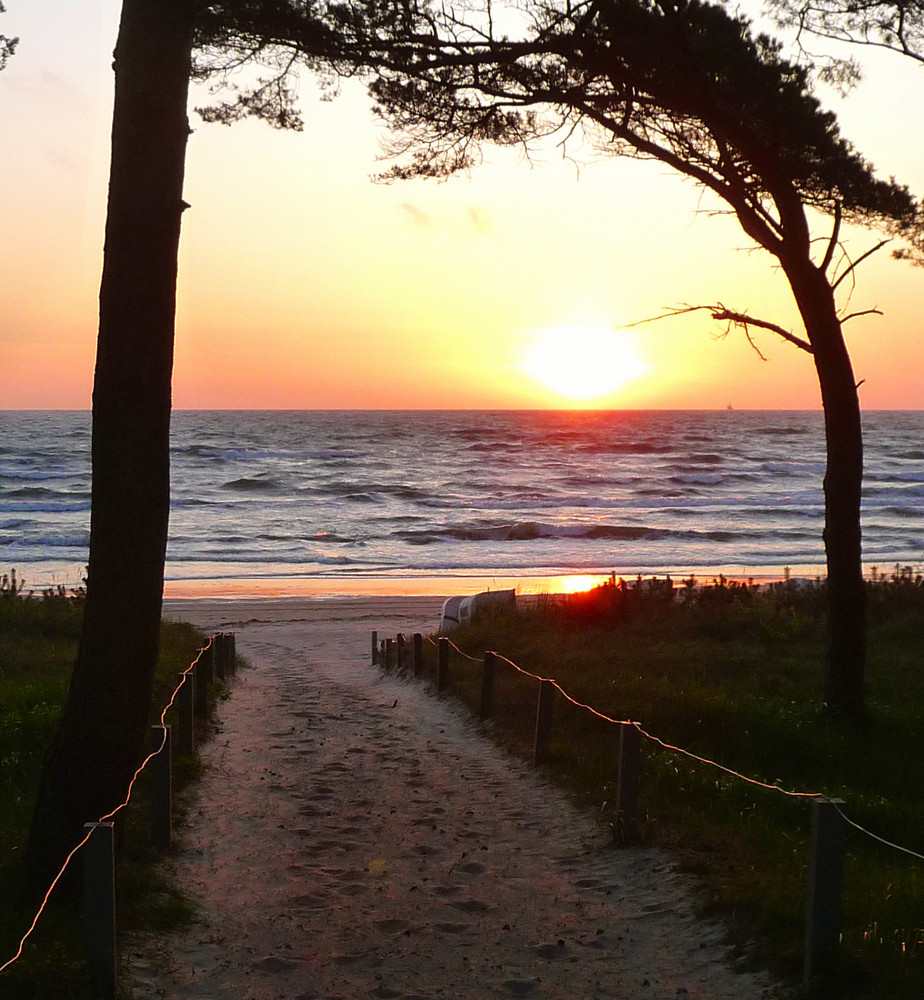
[127,598,778,999]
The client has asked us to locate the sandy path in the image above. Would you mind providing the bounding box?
[127,598,777,999]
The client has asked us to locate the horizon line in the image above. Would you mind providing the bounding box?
[3,406,923,414]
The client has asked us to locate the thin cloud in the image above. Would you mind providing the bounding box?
[467,206,492,233]
[399,203,432,228]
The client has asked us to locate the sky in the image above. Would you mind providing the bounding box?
[1,0,922,410]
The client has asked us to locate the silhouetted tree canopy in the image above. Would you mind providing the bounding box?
[0,2,18,71]
[349,0,921,246]
[773,0,924,64]
[192,0,355,127]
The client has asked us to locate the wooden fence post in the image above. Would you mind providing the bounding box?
[215,633,227,680]
[193,661,208,721]
[218,632,234,677]
[534,680,554,766]
[804,797,846,991]
[397,633,407,673]
[176,671,195,757]
[614,723,642,845]
[437,637,449,693]
[227,632,236,674]
[201,640,214,684]
[193,659,211,719]
[150,725,172,851]
[480,651,496,720]
[83,821,116,1000]
[413,633,423,678]
[371,630,378,665]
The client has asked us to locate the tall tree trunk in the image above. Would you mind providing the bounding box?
[25,0,196,882]
[783,257,866,719]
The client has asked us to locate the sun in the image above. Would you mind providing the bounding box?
[522,324,649,400]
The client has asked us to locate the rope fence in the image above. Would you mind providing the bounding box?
[372,627,923,990]
[0,632,237,997]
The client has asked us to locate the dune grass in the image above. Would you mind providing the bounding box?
[0,571,211,999]
[410,569,924,999]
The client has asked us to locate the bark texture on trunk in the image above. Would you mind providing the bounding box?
[783,256,866,718]
[26,0,196,882]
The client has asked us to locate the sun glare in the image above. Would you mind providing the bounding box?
[522,325,649,400]
[549,574,612,595]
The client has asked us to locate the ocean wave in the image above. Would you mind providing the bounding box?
[412,491,823,513]
[179,444,365,461]
[670,469,764,485]
[342,492,384,504]
[865,472,924,484]
[310,482,431,501]
[557,475,633,489]
[173,497,220,507]
[863,538,924,555]
[221,476,284,493]
[633,488,689,499]
[579,441,675,455]
[390,521,774,546]
[680,453,726,465]
[667,474,726,486]
[7,486,58,498]
[0,500,91,514]
[880,506,922,519]
[758,461,822,475]
[465,441,519,452]
[450,430,501,445]
[755,425,815,436]
[0,469,80,483]
[0,530,89,549]
[162,551,369,567]
[303,449,366,461]
[309,531,354,543]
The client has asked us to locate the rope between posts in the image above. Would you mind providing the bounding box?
[426,634,481,662]
[0,637,217,976]
[419,632,924,861]
[832,802,924,863]
[0,828,96,975]
[488,651,822,800]
[629,722,822,799]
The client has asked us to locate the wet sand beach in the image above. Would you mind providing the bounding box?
[126,597,778,999]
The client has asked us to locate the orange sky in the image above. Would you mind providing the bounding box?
[1,1,922,410]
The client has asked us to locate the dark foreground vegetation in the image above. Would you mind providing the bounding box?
[417,569,924,999]
[0,571,208,998]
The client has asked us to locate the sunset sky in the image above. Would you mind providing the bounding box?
[1,0,922,410]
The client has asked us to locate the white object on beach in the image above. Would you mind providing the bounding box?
[439,588,516,633]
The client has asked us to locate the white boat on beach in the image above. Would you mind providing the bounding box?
[439,588,516,633]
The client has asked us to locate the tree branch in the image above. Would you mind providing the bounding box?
[840,307,883,322]
[831,238,890,289]
[820,200,842,274]
[624,302,814,354]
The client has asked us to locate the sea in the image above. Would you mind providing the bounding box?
[1,410,922,597]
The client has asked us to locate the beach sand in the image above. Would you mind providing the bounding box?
[126,596,778,999]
